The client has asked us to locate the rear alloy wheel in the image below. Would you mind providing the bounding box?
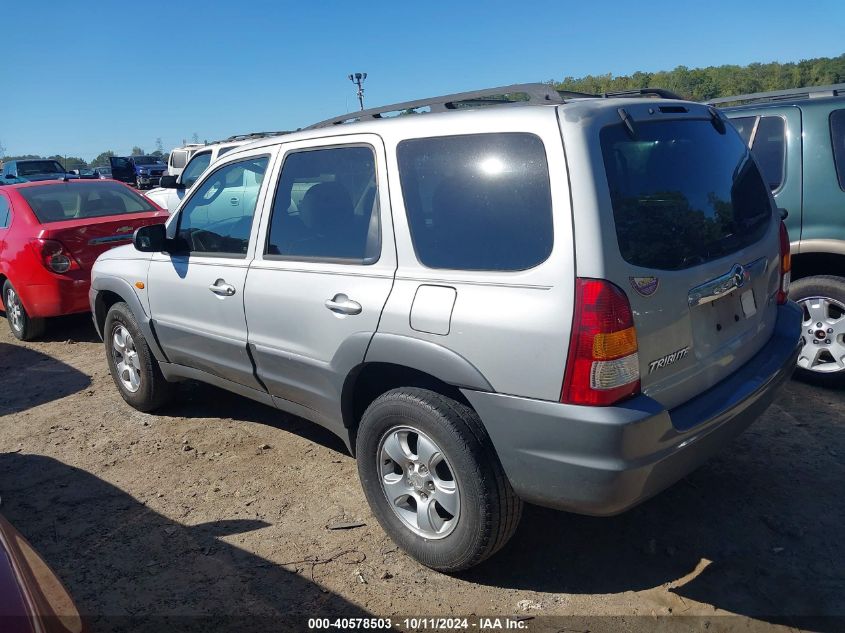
[357,388,522,572]
[2,280,45,341]
[791,275,845,388]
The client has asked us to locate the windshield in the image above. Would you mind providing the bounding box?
[19,181,157,223]
[601,118,772,271]
[17,161,65,176]
[132,156,163,165]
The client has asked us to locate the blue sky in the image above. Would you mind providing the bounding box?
[2,0,843,161]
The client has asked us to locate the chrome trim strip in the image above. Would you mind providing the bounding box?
[88,235,134,245]
[688,257,767,307]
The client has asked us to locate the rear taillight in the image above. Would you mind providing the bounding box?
[561,278,641,406]
[29,239,80,274]
[777,221,791,305]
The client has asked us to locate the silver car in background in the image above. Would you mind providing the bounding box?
[89,84,801,571]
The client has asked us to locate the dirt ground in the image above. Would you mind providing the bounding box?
[0,313,843,633]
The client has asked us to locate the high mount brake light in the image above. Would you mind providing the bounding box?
[561,278,641,406]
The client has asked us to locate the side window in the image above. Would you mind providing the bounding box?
[177,156,269,257]
[266,146,380,263]
[729,116,757,147]
[181,152,212,188]
[397,133,553,271]
[0,196,10,228]
[749,116,786,191]
[831,109,845,191]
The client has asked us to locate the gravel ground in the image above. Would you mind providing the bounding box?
[0,313,843,633]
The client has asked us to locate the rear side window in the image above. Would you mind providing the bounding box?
[729,116,756,146]
[266,146,380,263]
[397,133,553,271]
[19,181,156,223]
[601,119,772,271]
[831,109,845,191]
[170,150,187,169]
[750,116,786,191]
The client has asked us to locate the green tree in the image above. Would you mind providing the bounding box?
[91,151,115,167]
[131,146,145,156]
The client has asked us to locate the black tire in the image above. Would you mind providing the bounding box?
[790,274,845,388]
[2,280,45,341]
[356,388,522,572]
[104,301,174,411]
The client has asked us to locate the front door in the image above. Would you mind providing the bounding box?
[245,136,396,425]
[109,156,135,185]
[146,151,273,389]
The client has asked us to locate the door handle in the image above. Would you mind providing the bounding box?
[209,279,236,296]
[325,294,362,315]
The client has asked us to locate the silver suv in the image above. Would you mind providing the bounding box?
[90,84,801,571]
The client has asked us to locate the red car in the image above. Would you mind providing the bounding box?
[0,513,86,633]
[0,179,168,340]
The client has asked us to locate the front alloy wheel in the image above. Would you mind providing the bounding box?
[111,324,142,393]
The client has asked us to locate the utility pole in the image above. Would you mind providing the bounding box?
[348,72,367,111]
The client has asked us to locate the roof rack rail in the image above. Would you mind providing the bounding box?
[705,83,845,106]
[306,83,565,129]
[602,88,684,100]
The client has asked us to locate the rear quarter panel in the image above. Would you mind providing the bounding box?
[373,108,575,401]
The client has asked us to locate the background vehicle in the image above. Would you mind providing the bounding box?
[147,133,289,212]
[69,168,98,179]
[108,155,167,190]
[0,179,168,340]
[93,165,112,179]
[0,513,86,633]
[91,84,800,572]
[713,84,845,386]
[3,159,77,182]
[166,143,204,177]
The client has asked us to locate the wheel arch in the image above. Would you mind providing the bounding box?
[341,334,495,455]
[791,250,845,281]
[92,276,166,360]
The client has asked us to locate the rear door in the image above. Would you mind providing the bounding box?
[244,135,395,424]
[109,157,134,184]
[146,150,273,388]
[590,106,780,411]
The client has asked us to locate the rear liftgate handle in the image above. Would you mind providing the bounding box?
[325,293,362,315]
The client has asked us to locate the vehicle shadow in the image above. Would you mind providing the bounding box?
[0,343,91,415]
[0,452,373,633]
[0,311,101,344]
[463,383,845,632]
[158,381,351,455]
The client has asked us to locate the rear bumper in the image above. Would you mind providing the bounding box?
[18,277,91,318]
[461,302,802,516]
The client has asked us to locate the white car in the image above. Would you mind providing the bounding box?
[151,133,290,212]
[147,141,249,212]
[166,143,204,178]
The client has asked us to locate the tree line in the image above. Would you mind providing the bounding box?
[0,140,172,170]
[553,53,845,101]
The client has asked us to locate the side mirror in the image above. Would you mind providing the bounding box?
[159,175,182,189]
[133,223,167,252]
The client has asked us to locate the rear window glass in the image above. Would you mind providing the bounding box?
[729,116,756,146]
[601,119,772,271]
[19,181,156,223]
[16,161,65,176]
[831,109,845,191]
[397,133,553,271]
[170,151,188,169]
